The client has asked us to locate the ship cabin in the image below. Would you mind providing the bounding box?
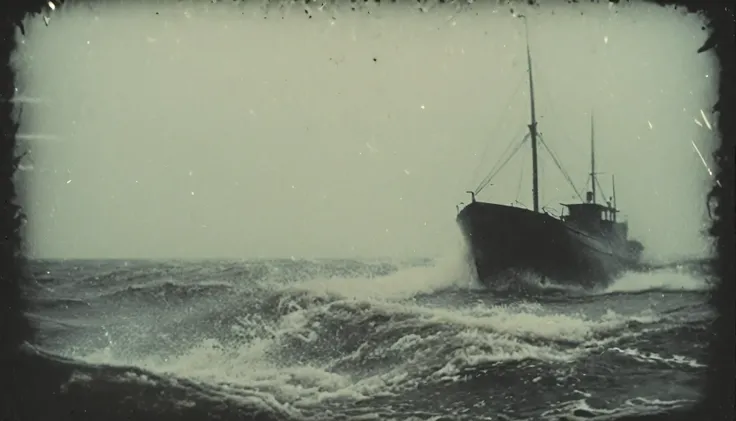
[560,191,629,239]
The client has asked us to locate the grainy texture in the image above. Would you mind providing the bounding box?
[26,258,712,421]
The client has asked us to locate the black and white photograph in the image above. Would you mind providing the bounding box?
[2,1,732,420]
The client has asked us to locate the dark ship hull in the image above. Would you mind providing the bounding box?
[454,17,644,289]
[457,202,642,289]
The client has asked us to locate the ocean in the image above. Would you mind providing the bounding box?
[24,252,712,421]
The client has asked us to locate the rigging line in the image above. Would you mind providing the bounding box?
[475,126,522,192]
[473,126,527,193]
[539,133,576,190]
[468,73,528,187]
[541,171,571,209]
[538,134,584,202]
[595,177,608,203]
[474,88,524,192]
[475,130,528,194]
[515,148,527,202]
[475,133,530,195]
[541,137,582,202]
[478,132,530,193]
[541,160,570,211]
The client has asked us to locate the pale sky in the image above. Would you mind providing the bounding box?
[13,1,718,260]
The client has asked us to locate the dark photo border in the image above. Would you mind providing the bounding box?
[1,0,732,420]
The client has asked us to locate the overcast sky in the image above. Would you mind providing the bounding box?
[13,1,717,260]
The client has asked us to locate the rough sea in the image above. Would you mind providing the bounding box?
[24,246,713,421]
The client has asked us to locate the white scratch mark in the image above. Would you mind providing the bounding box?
[16,134,62,141]
[190,191,194,195]
[695,119,703,127]
[647,121,653,129]
[420,105,425,110]
[604,36,608,44]
[404,169,411,175]
[66,180,71,184]
[699,109,712,130]
[48,1,55,10]
[691,140,720,187]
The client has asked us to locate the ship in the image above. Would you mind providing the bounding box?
[456,16,644,289]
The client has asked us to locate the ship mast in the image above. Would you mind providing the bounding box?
[520,15,540,213]
[590,112,596,204]
[611,174,617,221]
[612,175,616,208]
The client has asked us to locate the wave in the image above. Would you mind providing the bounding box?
[30,248,711,305]
[66,280,671,414]
[25,250,710,421]
[601,269,712,294]
[101,278,236,302]
[291,253,478,301]
[32,296,92,311]
[456,266,711,300]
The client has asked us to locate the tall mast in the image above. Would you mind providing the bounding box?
[521,16,540,213]
[590,112,596,204]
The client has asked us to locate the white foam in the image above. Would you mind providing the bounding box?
[63,237,685,416]
[293,233,478,301]
[608,347,705,368]
[73,288,660,414]
[604,268,710,294]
